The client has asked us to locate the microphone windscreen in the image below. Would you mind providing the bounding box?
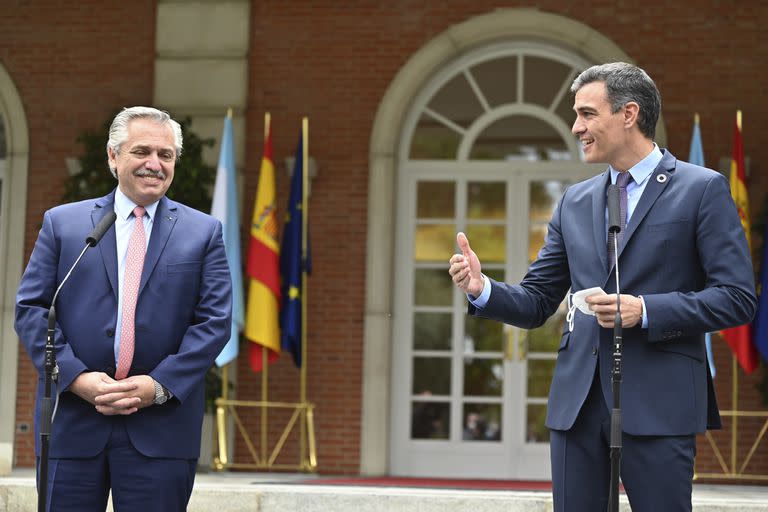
[607,184,621,233]
[86,211,118,246]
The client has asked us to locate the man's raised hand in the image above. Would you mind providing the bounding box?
[448,232,484,297]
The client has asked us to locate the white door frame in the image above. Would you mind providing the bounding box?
[0,63,29,475]
[361,8,662,475]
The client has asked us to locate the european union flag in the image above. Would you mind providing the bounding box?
[280,133,311,367]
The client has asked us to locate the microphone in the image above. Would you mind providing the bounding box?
[606,183,623,512]
[86,211,117,246]
[39,209,116,512]
[607,184,621,233]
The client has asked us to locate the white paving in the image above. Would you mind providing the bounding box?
[2,470,768,511]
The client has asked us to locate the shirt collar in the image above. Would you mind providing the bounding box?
[609,143,663,185]
[114,187,159,221]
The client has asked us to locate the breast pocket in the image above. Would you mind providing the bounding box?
[167,261,202,274]
[647,220,689,232]
[645,220,692,256]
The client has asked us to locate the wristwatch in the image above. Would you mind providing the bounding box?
[153,379,171,405]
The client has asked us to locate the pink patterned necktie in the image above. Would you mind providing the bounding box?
[115,206,147,380]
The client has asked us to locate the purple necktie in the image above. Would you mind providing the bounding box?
[116,206,147,380]
[607,172,632,266]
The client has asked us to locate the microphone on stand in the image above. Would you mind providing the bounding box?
[607,184,621,235]
[606,183,623,512]
[38,210,116,512]
[86,211,118,247]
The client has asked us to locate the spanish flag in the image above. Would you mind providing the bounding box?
[721,110,758,374]
[245,113,281,372]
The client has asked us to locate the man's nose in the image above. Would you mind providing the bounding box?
[145,154,162,170]
[572,118,583,135]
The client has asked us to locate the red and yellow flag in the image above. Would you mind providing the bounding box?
[721,110,758,374]
[245,113,281,372]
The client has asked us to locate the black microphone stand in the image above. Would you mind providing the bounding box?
[38,211,116,512]
[608,230,623,512]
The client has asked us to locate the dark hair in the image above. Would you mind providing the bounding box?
[571,62,661,139]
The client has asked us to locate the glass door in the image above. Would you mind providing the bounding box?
[390,163,597,479]
[390,40,601,479]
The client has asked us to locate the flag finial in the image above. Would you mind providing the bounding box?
[227,107,233,119]
[737,110,742,132]
[694,113,700,125]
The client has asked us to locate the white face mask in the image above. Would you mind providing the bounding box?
[566,287,604,331]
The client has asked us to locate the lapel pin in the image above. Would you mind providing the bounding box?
[656,174,667,183]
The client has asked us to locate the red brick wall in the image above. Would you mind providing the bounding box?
[240,1,768,476]
[0,0,157,467]
[6,0,768,480]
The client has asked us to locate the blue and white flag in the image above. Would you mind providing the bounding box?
[212,113,244,367]
[688,114,716,377]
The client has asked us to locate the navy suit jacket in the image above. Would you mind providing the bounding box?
[15,190,232,459]
[471,150,756,436]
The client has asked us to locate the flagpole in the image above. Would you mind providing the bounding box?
[300,116,309,467]
[261,112,271,463]
[215,106,238,469]
[261,347,268,462]
[217,363,229,466]
[221,107,232,424]
[729,109,743,475]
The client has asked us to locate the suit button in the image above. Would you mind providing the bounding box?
[106,329,114,337]
[592,347,598,355]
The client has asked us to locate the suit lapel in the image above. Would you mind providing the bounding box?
[93,191,119,298]
[592,170,611,273]
[139,196,178,297]
[617,151,675,259]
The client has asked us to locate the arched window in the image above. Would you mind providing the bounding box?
[404,42,584,162]
[361,8,664,478]
[390,42,604,479]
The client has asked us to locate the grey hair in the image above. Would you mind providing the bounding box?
[571,62,661,139]
[106,106,183,178]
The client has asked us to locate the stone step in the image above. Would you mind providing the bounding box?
[2,471,767,511]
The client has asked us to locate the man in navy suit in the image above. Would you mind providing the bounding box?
[448,63,755,511]
[16,106,232,511]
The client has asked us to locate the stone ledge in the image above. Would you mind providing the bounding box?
[2,473,768,512]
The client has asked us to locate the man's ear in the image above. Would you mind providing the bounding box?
[623,102,640,129]
[107,147,117,170]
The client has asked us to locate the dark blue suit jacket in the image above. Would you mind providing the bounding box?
[15,190,232,459]
[471,150,756,436]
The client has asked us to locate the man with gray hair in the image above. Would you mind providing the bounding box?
[16,106,232,511]
[449,63,755,510]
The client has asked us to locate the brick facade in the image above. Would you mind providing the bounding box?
[0,0,157,467]
[3,1,767,479]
